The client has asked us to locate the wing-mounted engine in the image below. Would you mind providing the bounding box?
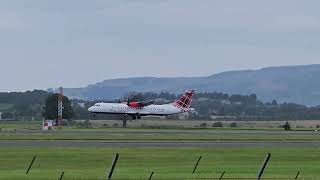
[127,100,154,108]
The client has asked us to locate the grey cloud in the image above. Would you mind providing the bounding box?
[0,0,320,91]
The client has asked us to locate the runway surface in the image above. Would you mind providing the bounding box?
[0,140,320,147]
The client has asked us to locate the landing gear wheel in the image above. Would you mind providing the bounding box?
[136,113,141,120]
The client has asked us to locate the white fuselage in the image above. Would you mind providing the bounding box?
[88,103,183,116]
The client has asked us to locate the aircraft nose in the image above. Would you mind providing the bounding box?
[88,106,94,112]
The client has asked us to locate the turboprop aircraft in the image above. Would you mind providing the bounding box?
[88,90,195,120]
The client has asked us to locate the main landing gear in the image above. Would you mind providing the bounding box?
[134,113,141,120]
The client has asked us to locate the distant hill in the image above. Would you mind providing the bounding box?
[62,64,320,106]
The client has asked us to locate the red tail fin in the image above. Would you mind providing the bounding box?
[174,90,195,112]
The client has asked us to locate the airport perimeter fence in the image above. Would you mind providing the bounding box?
[21,153,320,180]
[100,178,320,180]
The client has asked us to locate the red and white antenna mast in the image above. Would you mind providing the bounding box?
[57,87,63,126]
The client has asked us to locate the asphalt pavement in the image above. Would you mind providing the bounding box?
[0,140,319,147]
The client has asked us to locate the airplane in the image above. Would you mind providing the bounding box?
[88,90,195,120]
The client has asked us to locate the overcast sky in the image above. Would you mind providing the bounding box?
[0,0,320,91]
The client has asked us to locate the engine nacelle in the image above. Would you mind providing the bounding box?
[128,102,143,108]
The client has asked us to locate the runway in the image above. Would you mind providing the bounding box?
[0,140,320,147]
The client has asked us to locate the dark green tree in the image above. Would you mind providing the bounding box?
[1,112,14,119]
[212,122,223,127]
[126,92,145,102]
[283,121,291,131]
[272,100,278,106]
[42,94,74,120]
[230,122,238,128]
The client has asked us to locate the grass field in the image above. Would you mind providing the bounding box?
[1,121,320,179]
[0,147,320,180]
[1,128,320,141]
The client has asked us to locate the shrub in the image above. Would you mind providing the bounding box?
[296,125,305,128]
[200,123,208,128]
[283,121,291,131]
[103,124,109,127]
[62,120,71,126]
[230,122,238,128]
[112,123,119,127]
[212,122,223,128]
[83,120,92,128]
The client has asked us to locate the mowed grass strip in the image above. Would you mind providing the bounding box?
[1,121,320,141]
[0,147,319,180]
[0,128,320,141]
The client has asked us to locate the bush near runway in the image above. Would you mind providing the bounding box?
[0,147,319,180]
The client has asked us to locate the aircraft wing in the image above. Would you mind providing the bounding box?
[140,100,154,106]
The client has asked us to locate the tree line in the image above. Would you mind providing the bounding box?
[1,90,320,121]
